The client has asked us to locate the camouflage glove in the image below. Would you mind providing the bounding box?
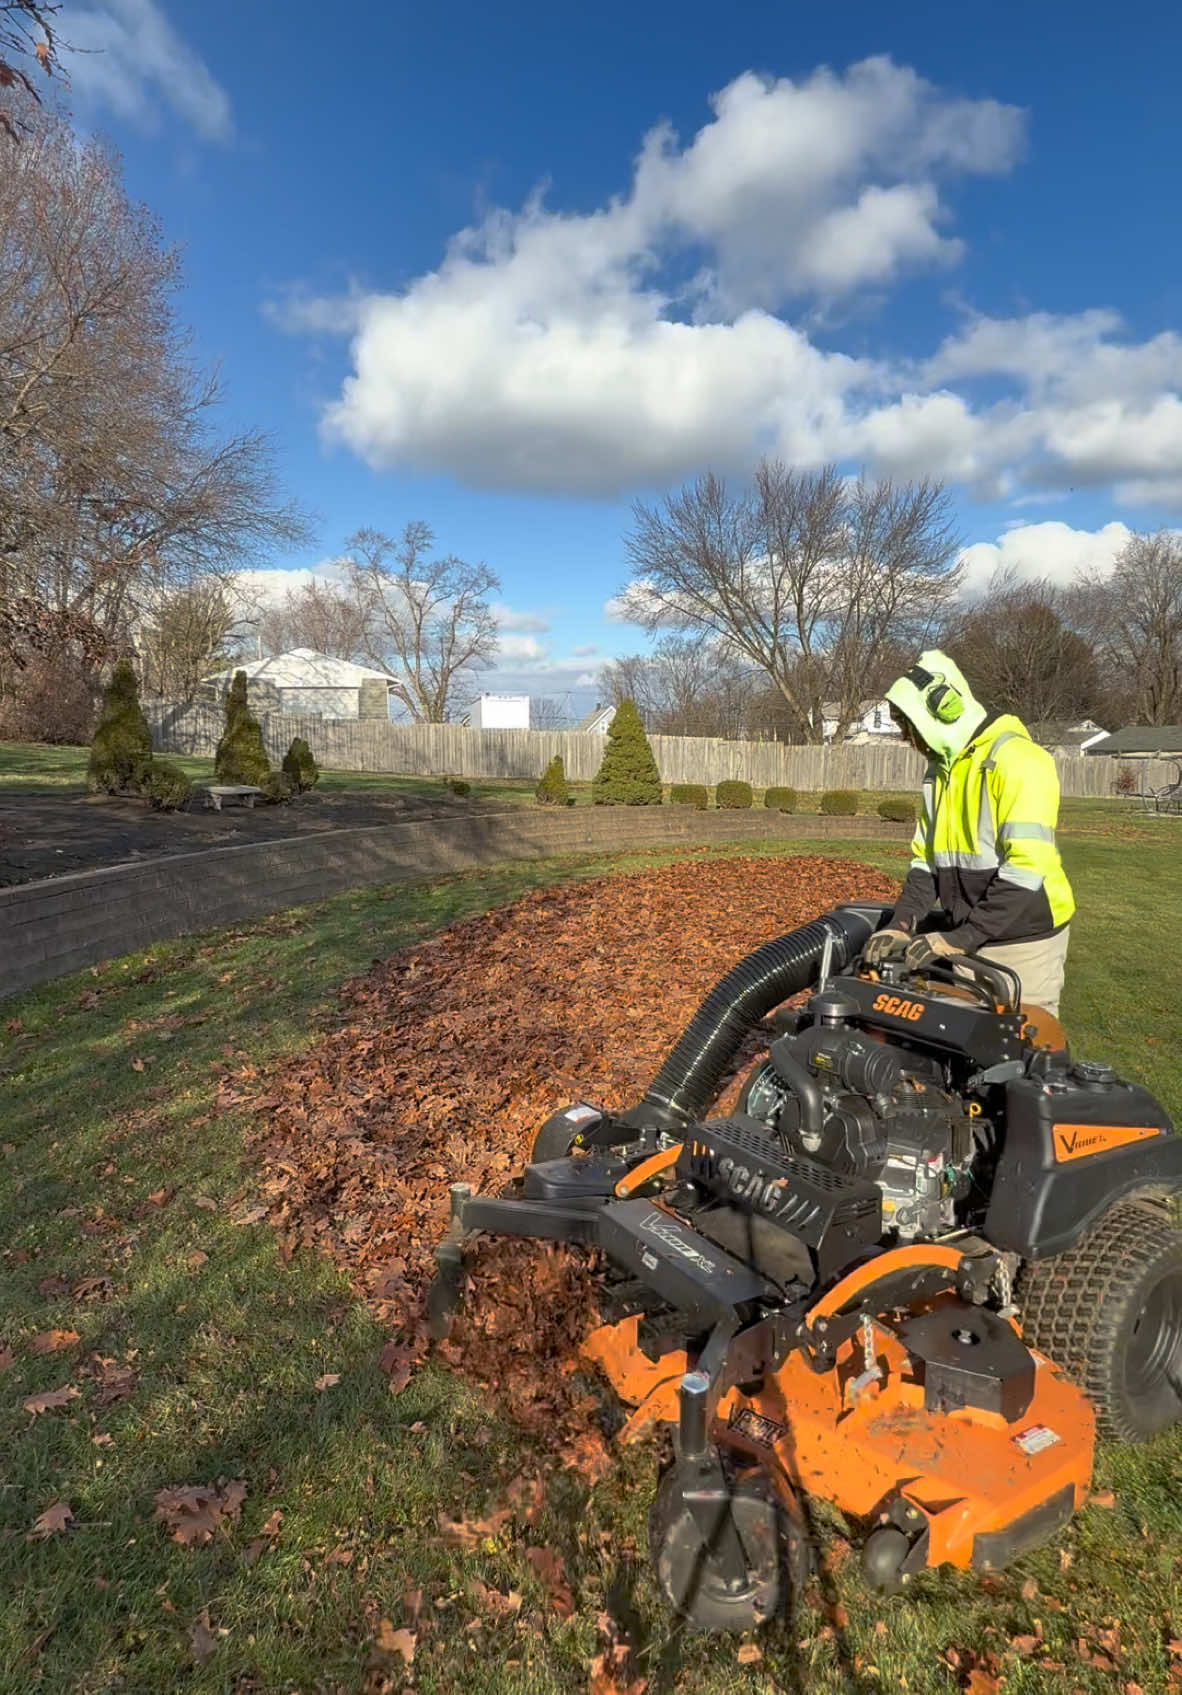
[903,931,965,970]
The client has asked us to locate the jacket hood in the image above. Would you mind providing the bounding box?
[885,650,988,763]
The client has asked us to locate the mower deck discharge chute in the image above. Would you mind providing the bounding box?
[430,902,1182,1630]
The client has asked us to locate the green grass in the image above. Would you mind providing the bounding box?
[2,785,1182,1689]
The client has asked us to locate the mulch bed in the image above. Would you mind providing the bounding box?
[0,787,503,886]
[225,856,897,1434]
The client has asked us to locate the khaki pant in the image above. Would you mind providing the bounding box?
[975,926,1071,1017]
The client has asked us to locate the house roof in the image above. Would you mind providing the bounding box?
[1085,725,1182,755]
[204,648,397,688]
[1030,721,1108,750]
[577,702,616,731]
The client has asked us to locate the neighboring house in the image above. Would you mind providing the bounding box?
[821,700,901,744]
[1029,719,1109,756]
[463,693,531,730]
[1085,725,1182,758]
[577,702,617,735]
[201,648,398,719]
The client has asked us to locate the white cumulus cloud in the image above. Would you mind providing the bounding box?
[58,0,232,141]
[271,58,1182,512]
[957,520,1132,591]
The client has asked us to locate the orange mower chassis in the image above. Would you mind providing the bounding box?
[582,1245,1094,1578]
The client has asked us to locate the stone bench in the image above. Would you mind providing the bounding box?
[201,785,264,812]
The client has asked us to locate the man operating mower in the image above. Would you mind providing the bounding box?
[863,650,1075,1016]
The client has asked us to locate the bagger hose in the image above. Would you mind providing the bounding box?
[629,904,882,1130]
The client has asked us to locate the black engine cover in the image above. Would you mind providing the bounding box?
[678,1115,882,1279]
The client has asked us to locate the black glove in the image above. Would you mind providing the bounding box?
[903,931,966,970]
[862,926,912,966]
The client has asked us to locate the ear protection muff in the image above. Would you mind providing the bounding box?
[904,664,965,725]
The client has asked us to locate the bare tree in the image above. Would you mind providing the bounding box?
[948,571,1102,726]
[138,579,238,698]
[601,633,761,738]
[623,462,959,743]
[1068,532,1182,726]
[531,695,571,730]
[258,576,371,660]
[343,523,500,722]
[0,111,313,673]
[0,2,61,137]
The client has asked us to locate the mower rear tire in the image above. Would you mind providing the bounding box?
[649,1467,806,1633]
[1017,1200,1182,1443]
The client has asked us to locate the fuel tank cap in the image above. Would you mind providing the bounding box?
[1070,1059,1118,1086]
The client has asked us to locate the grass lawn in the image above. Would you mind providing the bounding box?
[2,809,1182,1690]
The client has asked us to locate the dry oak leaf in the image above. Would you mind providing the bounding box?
[524,1545,575,1617]
[966,1673,1003,1695]
[189,1609,217,1663]
[314,1372,340,1391]
[736,1642,762,1663]
[30,1329,81,1355]
[23,1384,80,1416]
[154,1479,247,1546]
[376,1621,415,1665]
[589,1653,648,1695]
[31,1501,73,1538]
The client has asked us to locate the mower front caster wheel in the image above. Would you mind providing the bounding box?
[649,1468,806,1633]
[1017,1199,1182,1443]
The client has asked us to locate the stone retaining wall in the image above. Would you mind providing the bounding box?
[0,807,905,1001]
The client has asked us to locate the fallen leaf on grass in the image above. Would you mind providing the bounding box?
[23,1384,80,1416]
[94,1362,137,1405]
[437,1505,512,1549]
[154,1479,246,1546]
[31,1329,81,1355]
[736,1642,762,1663]
[966,1672,1002,1695]
[146,1189,170,1206]
[186,1250,208,1270]
[379,1340,415,1395]
[376,1621,415,1665]
[37,1274,70,1298]
[31,1502,72,1538]
[590,1653,648,1695]
[524,1545,574,1617]
[130,1057,146,1073]
[189,1609,216,1663]
[1090,1489,1117,1509]
[193,1196,217,1211]
[314,1372,340,1391]
[0,1346,13,1373]
[233,1206,267,1227]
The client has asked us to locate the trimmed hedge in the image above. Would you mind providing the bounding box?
[820,789,859,816]
[592,699,662,805]
[87,659,153,795]
[670,784,708,809]
[140,759,192,811]
[877,797,917,825]
[282,736,320,793]
[261,771,294,804]
[764,786,797,813]
[535,755,571,806]
[716,780,753,810]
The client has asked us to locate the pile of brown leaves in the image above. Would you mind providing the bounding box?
[229,856,894,1418]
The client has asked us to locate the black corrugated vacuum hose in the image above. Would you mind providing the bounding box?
[625,903,887,1132]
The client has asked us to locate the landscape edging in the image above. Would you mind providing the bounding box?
[0,806,906,999]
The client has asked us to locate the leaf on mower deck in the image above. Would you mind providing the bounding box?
[31,1501,73,1538]
[23,1384,80,1415]
[30,1329,81,1355]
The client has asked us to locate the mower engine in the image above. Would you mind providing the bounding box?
[429,901,1182,1632]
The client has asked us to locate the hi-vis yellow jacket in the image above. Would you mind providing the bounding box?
[887,659,1075,949]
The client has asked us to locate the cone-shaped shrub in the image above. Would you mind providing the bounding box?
[215,670,270,786]
[87,659,153,794]
[282,735,320,793]
[535,755,571,805]
[591,699,662,805]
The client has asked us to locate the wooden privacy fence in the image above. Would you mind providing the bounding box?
[143,701,1177,799]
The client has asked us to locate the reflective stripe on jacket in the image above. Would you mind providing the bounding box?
[892,713,1075,949]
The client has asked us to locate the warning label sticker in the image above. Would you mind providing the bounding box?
[729,1407,787,1447]
[1013,1424,1061,1455]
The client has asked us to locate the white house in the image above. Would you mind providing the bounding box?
[464,693,531,730]
[577,702,616,734]
[820,700,901,744]
[202,648,398,719]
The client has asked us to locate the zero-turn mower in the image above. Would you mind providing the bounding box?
[429,902,1182,1631]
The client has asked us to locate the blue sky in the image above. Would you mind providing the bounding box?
[53,0,1182,714]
